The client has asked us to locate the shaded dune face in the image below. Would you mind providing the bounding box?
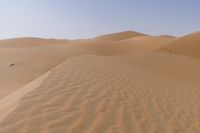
[123,35,175,49]
[160,32,200,58]
[95,31,146,41]
[68,39,154,55]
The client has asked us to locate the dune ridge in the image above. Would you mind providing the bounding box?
[95,31,146,41]
[0,71,50,123]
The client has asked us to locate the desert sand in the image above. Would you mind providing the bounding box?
[0,31,200,133]
[160,32,200,58]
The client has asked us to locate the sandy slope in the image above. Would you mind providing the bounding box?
[95,31,146,41]
[0,71,50,123]
[0,53,200,133]
[0,37,69,48]
[0,31,200,133]
[0,34,157,98]
[69,39,153,55]
[0,39,71,98]
[160,32,200,58]
[123,35,175,49]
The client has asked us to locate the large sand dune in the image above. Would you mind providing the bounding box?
[0,31,200,133]
[0,34,158,98]
[0,53,200,133]
[160,32,200,58]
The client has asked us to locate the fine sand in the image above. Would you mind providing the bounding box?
[0,31,200,133]
[0,71,50,123]
[0,35,157,98]
[160,32,200,58]
[0,38,72,98]
[95,31,146,41]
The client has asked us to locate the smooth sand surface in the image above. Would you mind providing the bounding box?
[0,31,200,133]
[0,38,73,98]
[0,37,69,48]
[160,32,200,58]
[123,35,175,49]
[95,31,146,41]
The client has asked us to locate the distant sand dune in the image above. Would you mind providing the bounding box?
[0,34,156,98]
[123,35,175,49]
[160,32,200,58]
[95,31,146,41]
[0,37,70,48]
[69,39,153,55]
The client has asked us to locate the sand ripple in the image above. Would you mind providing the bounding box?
[0,54,200,133]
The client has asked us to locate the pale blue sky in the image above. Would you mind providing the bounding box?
[0,0,200,39]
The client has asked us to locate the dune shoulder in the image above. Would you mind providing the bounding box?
[159,32,200,58]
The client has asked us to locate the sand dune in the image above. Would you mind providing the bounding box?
[0,43,70,98]
[0,31,200,133]
[69,39,154,55]
[123,35,175,49]
[160,32,200,58]
[0,38,89,98]
[0,37,70,48]
[0,36,155,98]
[95,31,146,41]
[0,53,200,133]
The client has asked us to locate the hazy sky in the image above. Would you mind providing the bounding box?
[0,0,200,39]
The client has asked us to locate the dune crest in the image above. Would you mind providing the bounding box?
[0,37,69,48]
[95,31,146,41]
